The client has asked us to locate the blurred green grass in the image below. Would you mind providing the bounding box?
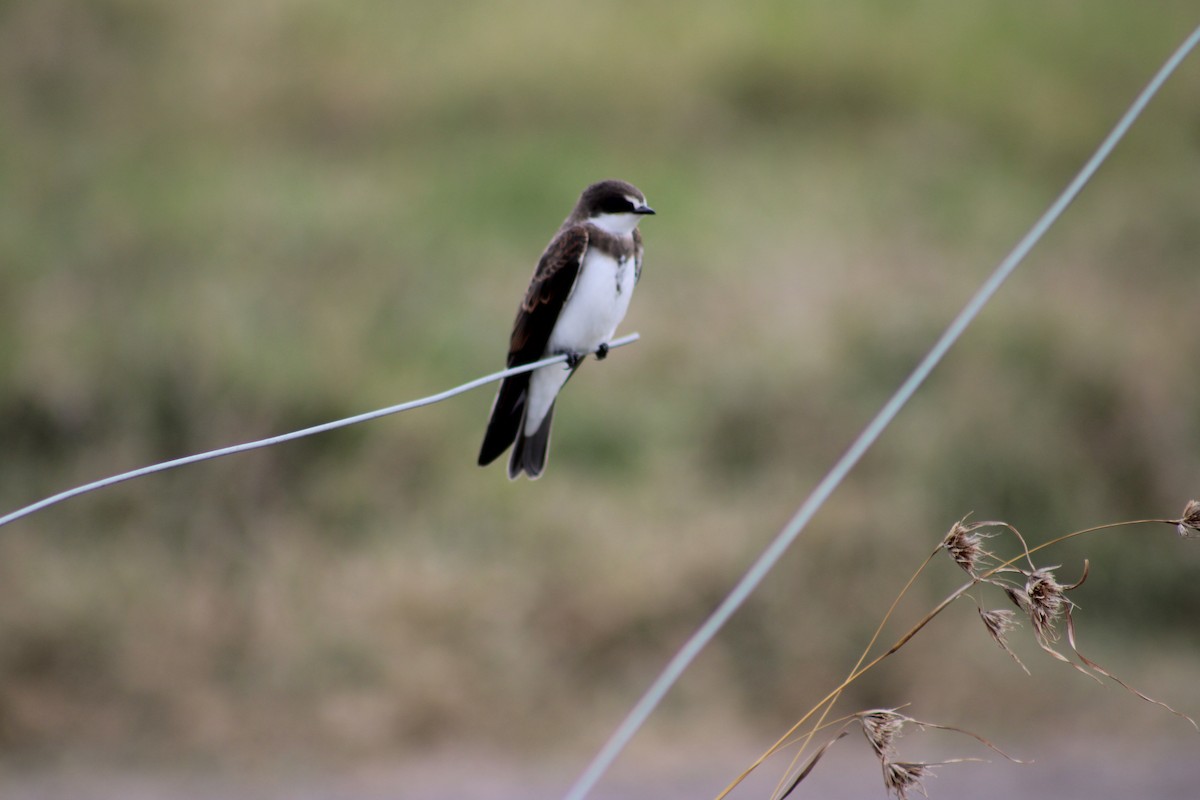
[2,0,1200,767]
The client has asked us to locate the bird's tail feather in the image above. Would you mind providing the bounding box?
[477,373,529,466]
[508,402,554,480]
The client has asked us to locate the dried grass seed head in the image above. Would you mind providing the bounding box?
[1178,499,1200,538]
[943,519,995,575]
[978,607,1029,673]
[858,709,907,760]
[882,761,933,800]
[1003,583,1031,615]
[978,608,1018,643]
[1025,566,1069,643]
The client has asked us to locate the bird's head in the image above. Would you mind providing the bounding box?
[574,179,655,235]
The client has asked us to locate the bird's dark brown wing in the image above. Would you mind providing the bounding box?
[506,225,589,366]
[478,226,587,468]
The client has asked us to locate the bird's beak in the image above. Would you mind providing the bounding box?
[634,204,656,215]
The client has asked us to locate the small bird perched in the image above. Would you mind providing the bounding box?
[478,179,655,479]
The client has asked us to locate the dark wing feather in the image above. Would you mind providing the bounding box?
[507,225,589,366]
[477,226,587,468]
[477,370,529,466]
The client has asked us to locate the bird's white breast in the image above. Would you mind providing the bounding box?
[523,246,636,436]
[548,247,636,355]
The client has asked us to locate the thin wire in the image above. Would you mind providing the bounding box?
[560,24,1200,800]
[0,334,640,530]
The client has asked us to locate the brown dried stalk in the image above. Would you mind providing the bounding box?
[718,504,1198,800]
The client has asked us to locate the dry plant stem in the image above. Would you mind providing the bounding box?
[716,517,1177,800]
[767,546,944,798]
[718,548,946,800]
[1005,519,1172,565]
[777,730,851,800]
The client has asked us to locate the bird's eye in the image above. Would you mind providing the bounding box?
[599,196,635,214]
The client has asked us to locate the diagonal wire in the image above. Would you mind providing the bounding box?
[560,23,1200,800]
[0,334,640,530]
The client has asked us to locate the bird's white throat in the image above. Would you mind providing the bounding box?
[589,212,643,237]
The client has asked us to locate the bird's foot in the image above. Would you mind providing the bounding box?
[595,343,609,361]
[564,352,585,369]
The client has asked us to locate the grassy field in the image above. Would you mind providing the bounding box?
[2,0,1199,784]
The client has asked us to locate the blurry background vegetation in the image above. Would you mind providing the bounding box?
[1,0,1199,777]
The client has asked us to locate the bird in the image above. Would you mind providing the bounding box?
[477,179,654,479]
